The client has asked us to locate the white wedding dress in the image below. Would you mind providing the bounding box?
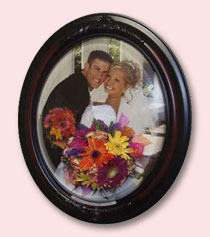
[80,103,117,128]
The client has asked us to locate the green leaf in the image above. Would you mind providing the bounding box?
[108,121,114,132]
[93,119,106,131]
[111,129,116,137]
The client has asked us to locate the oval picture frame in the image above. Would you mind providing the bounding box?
[18,13,191,223]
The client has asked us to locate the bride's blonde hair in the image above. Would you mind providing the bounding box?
[112,60,142,88]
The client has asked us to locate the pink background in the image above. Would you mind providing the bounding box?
[1,0,209,236]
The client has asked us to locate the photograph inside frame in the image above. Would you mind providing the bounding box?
[36,37,166,205]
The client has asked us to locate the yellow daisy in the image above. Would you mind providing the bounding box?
[75,173,99,190]
[50,127,62,140]
[105,131,133,160]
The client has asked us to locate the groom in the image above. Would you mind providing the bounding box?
[42,50,113,167]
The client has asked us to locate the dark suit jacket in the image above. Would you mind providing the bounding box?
[42,71,90,168]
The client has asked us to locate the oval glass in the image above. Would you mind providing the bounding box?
[37,37,166,205]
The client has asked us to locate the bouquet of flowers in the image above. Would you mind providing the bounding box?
[43,108,75,143]
[60,112,149,195]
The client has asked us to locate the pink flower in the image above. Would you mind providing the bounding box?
[75,129,88,136]
[43,114,52,128]
[57,119,70,132]
[129,141,144,158]
[71,136,88,150]
[119,112,129,127]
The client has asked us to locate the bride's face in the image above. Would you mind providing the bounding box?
[104,68,129,97]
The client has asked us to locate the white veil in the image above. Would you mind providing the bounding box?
[117,87,157,134]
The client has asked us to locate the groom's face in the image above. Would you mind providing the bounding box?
[84,59,111,89]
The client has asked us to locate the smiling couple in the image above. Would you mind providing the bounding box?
[43,50,154,167]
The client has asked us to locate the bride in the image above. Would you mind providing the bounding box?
[80,60,155,133]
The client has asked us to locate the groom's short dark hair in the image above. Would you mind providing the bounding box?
[87,50,113,65]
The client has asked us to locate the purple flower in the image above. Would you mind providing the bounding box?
[75,124,89,136]
[97,157,128,188]
[110,122,122,132]
[81,186,92,195]
[64,148,84,157]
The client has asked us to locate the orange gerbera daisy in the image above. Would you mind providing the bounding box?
[79,138,114,171]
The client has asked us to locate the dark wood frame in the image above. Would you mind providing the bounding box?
[18,13,191,224]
